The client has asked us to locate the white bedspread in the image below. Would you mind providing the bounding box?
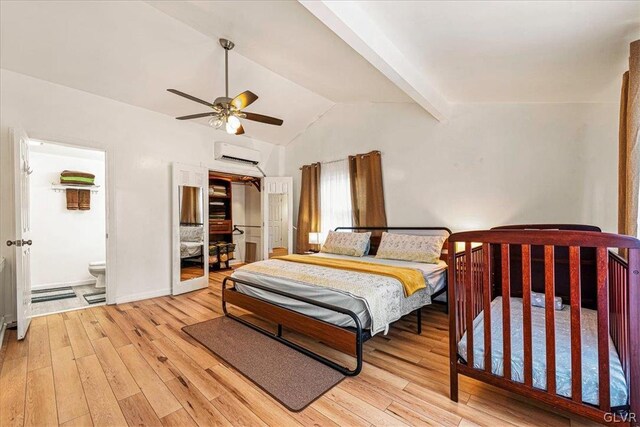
[231,253,447,335]
[458,296,628,407]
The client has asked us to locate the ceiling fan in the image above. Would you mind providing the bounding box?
[167,38,283,135]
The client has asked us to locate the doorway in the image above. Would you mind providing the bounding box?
[27,139,108,316]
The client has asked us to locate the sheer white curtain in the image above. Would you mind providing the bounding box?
[320,159,353,241]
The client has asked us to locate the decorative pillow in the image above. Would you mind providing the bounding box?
[321,231,371,257]
[375,232,446,264]
[530,291,564,310]
[180,226,203,242]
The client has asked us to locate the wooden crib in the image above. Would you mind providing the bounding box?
[448,226,639,426]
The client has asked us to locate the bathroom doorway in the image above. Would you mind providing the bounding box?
[26,139,108,316]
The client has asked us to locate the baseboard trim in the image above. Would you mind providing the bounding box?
[32,279,96,291]
[114,288,170,304]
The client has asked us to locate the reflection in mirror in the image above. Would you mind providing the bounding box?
[267,193,288,258]
[179,185,205,281]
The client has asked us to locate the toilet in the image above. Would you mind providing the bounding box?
[88,261,106,289]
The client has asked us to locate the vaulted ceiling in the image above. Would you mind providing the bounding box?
[2,1,638,144]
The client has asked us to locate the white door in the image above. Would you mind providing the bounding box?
[172,163,209,295]
[261,177,293,260]
[269,194,284,249]
[11,128,33,340]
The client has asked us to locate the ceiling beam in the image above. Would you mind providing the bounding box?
[299,0,450,122]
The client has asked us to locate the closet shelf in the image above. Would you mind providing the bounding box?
[51,183,100,193]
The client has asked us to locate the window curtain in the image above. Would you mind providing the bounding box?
[618,40,640,238]
[320,159,353,240]
[180,186,202,224]
[296,163,321,253]
[349,151,387,230]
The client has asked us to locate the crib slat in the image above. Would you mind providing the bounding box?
[521,244,533,387]
[465,245,474,369]
[544,245,556,395]
[501,243,511,380]
[569,246,582,403]
[483,243,492,373]
[596,247,610,411]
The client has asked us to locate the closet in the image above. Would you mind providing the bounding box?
[208,171,262,270]
[208,174,234,270]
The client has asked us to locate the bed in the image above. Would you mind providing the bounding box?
[222,226,451,376]
[448,225,639,426]
[180,225,204,260]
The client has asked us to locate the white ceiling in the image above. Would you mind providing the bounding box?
[0,1,339,146]
[30,140,106,162]
[1,0,637,138]
[147,1,410,104]
[358,1,640,103]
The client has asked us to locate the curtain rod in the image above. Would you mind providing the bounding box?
[299,151,382,170]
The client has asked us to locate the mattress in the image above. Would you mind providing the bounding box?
[231,253,447,335]
[458,296,628,407]
[180,241,202,258]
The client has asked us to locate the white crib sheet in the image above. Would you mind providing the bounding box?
[458,296,628,408]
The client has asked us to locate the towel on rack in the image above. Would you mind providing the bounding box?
[60,170,95,186]
[66,189,79,210]
[78,189,91,210]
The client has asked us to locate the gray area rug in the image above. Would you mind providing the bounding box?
[183,316,345,411]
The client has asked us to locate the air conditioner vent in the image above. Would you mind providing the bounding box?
[214,142,261,167]
[219,154,259,166]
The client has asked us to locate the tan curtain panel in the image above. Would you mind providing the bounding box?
[180,186,202,224]
[296,163,321,253]
[348,151,388,229]
[619,40,640,238]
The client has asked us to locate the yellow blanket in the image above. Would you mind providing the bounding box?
[274,254,426,296]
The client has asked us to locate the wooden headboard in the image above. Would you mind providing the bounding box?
[334,226,452,261]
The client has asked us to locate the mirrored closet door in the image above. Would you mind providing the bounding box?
[172,163,208,295]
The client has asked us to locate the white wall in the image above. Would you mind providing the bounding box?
[1,70,281,321]
[230,182,246,263]
[285,102,618,236]
[245,185,263,261]
[30,147,106,288]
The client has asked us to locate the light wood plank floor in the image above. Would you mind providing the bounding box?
[0,268,604,427]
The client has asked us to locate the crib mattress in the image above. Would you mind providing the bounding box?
[458,296,628,408]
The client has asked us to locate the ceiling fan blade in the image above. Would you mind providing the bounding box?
[231,90,258,110]
[235,124,245,135]
[175,112,216,120]
[243,112,284,126]
[167,89,214,108]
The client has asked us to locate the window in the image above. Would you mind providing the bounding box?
[320,159,353,241]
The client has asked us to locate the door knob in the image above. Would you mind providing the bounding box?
[22,240,32,246]
[6,240,16,246]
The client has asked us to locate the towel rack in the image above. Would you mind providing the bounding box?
[51,183,100,193]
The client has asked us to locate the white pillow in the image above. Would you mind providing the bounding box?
[321,231,371,257]
[375,232,446,264]
[530,291,564,311]
[180,226,203,242]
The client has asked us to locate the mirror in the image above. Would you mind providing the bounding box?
[178,185,205,281]
[267,193,289,257]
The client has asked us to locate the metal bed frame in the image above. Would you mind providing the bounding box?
[221,226,451,376]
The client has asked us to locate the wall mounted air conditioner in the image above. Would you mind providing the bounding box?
[214,142,261,166]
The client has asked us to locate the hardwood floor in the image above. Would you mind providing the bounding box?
[0,268,604,427]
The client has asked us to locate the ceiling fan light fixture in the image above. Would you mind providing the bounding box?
[167,39,283,135]
[227,115,241,131]
[209,117,224,128]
